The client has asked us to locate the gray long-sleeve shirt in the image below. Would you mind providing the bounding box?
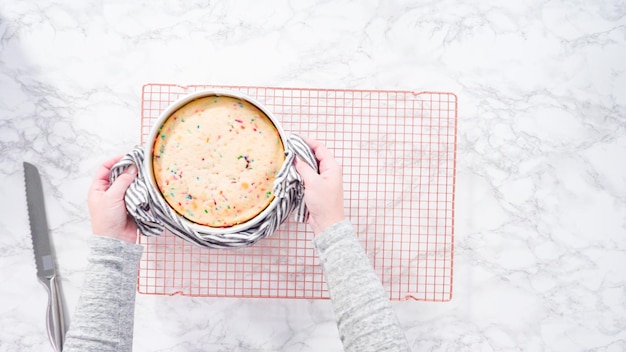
[63,236,143,351]
[313,221,410,351]
[64,221,410,351]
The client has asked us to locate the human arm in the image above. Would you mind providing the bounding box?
[314,221,410,352]
[63,156,143,352]
[296,139,410,352]
[63,237,143,352]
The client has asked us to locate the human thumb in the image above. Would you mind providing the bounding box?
[108,164,138,199]
[295,158,318,185]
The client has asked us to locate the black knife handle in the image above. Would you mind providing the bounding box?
[41,275,66,352]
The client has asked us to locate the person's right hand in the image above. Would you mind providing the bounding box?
[295,138,345,235]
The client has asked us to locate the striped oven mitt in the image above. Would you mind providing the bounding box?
[109,134,318,248]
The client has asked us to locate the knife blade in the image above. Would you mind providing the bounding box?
[24,162,66,352]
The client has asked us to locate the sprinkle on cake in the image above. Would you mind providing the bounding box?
[152,95,285,227]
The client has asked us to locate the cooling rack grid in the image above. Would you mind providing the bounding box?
[137,84,457,302]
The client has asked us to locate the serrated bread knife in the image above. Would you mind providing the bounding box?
[24,162,66,352]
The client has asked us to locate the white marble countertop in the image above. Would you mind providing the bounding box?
[1,1,625,351]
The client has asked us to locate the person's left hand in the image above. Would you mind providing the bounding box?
[87,155,139,243]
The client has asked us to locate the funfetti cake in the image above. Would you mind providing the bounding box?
[152,95,286,228]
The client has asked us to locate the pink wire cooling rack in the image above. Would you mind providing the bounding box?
[137,84,457,302]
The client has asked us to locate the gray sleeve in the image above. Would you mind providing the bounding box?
[313,220,410,352]
[63,236,143,352]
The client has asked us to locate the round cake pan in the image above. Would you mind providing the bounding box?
[144,89,288,235]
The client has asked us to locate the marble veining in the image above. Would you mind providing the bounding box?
[1,0,625,351]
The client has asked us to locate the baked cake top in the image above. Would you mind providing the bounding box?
[152,95,285,227]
